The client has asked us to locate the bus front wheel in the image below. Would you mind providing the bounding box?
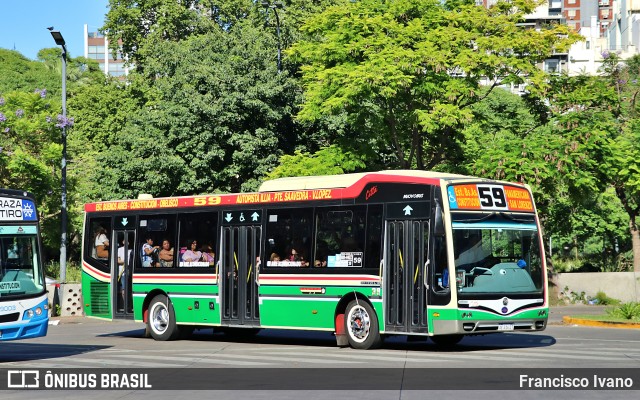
[344,300,381,350]
[147,294,180,341]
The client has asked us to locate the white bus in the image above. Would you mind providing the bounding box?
[0,189,48,341]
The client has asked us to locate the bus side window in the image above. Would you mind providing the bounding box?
[177,212,217,268]
[265,208,312,270]
[87,217,112,271]
[314,206,369,269]
[139,215,176,269]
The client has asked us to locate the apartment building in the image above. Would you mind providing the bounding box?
[83,24,129,79]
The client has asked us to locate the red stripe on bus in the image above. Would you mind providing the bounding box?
[341,173,440,198]
[84,173,444,212]
[82,262,110,279]
[132,275,217,279]
[259,275,379,281]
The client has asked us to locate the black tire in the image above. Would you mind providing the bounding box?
[146,294,180,341]
[344,299,382,350]
[430,334,464,347]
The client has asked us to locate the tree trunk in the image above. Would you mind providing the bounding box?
[630,219,640,273]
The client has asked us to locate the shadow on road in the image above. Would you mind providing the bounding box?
[382,332,556,352]
[99,325,556,352]
[0,343,111,362]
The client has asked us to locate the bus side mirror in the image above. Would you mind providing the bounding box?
[434,200,445,237]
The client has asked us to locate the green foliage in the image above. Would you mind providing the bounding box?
[0,49,59,96]
[94,21,303,197]
[290,0,580,169]
[45,260,82,283]
[559,286,586,304]
[540,52,640,272]
[267,145,366,179]
[0,89,63,250]
[606,302,640,320]
[594,291,619,306]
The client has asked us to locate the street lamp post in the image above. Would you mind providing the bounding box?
[49,28,68,283]
[261,1,283,73]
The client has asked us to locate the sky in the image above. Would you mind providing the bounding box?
[0,0,110,60]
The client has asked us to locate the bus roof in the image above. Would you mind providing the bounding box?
[258,170,472,192]
[84,170,528,213]
[0,188,35,199]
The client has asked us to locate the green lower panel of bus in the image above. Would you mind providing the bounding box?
[427,306,548,320]
[259,286,383,330]
[429,306,549,335]
[259,298,338,330]
[82,272,111,319]
[132,283,220,324]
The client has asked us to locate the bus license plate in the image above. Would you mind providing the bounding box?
[498,324,514,331]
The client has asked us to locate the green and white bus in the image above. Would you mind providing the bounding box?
[81,171,547,349]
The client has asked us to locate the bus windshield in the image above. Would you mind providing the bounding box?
[451,213,543,296]
[0,229,44,298]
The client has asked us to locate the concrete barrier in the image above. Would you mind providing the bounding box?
[553,272,640,303]
[59,283,84,317]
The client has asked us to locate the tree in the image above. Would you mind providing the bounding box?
[0,49,59,96]
[95,21,302,196]
[597,53,640,272]
[289,0,580,170]
[0,90,63,252]
[267,145,366,179]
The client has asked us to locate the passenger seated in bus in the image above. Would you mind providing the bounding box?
[181,239,203,262]
[159,239,174,268]
[141,236,160,267]
[201,244,215,266]
[288,247,300,262]
[270,252,280,262]
[93,227,109,260]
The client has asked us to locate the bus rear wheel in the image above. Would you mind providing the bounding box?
[147,294,180,341]
[344,300,381,350]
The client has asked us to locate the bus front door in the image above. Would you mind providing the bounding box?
[111,230,135,318]
[221,226,261,326]
[384,220,429,334]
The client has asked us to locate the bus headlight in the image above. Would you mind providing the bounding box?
[25,309,35,319]
[35,307,43,316]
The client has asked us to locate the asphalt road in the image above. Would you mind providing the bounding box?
[1,310,638,399]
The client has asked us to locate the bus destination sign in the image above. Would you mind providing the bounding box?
[0,197,37,221]
[447,184,533,212]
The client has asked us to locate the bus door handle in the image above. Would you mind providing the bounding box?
[379,259,384,281]
[423,259,430,289]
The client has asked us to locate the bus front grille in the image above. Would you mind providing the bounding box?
[0,312,20,323]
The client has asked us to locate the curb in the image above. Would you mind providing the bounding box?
[562,316,640,329]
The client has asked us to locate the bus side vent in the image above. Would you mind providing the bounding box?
[89,281,110,316]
